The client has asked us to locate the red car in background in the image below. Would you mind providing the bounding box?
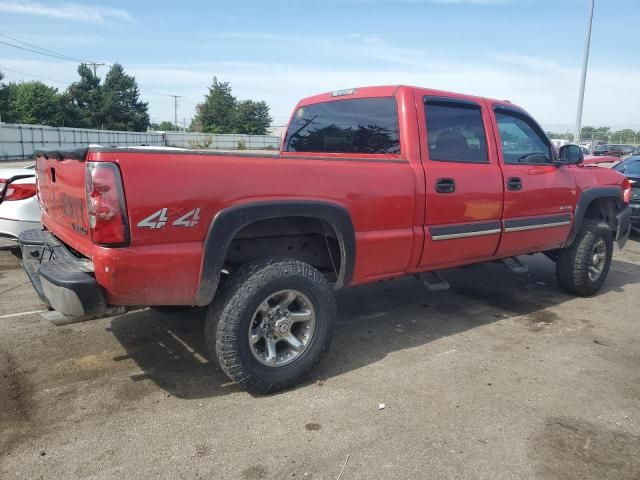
[592,144,636,157]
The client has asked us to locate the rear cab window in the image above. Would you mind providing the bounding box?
[283,97,400,155]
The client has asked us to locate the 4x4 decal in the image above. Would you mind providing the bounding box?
[137,208,201,229]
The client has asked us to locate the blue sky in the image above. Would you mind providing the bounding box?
[0,0,638,130]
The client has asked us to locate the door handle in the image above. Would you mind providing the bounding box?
[435,178,455,194]
[507,177,522,191]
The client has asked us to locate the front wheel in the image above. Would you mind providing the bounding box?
[205,258,337,394]
[556,220,613,296]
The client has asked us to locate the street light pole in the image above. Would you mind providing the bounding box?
[575,0,595,144]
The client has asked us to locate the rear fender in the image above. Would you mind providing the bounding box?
[195,201,356,306]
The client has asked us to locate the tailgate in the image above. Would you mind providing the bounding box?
[35,149,93,256]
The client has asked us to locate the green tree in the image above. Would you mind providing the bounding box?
[0,72,19,123]
[151,120,176,132]
[191,77,273,135]
[8,81,62,125]
[100,63,149,131]
[581,126,610,138]
[192,77,238,133]
[610,129,637,144]
[236,99,272,134]
[63,64,103,128]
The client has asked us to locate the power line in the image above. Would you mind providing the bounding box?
[146,92,199,104]
[0,66,70,85]
[0,33,107,76]
[0,39,82,62]
[0,32,86,63]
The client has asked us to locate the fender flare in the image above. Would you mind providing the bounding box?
[564,186,622,247]
[195,200,356,306]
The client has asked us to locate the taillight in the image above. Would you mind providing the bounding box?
[85,162,130,246]
[622,178,631,204]
[4,182,37,201]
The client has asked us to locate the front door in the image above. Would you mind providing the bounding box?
[417,94,504,270]
[491,104,577,257]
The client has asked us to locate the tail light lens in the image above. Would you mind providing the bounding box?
[85,162,130,246]
[3,181,37,201]
[622,178,631,204]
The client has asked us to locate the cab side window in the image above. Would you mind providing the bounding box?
[495,110,551,164]
[424,99,488,163]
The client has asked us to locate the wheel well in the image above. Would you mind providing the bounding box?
[584,197,618,232]
[224,217,342,283]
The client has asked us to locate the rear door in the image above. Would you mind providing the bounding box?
[417,94,504,270]
[490,104,577,257]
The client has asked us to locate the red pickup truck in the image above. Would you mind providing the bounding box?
[21,85,632,393]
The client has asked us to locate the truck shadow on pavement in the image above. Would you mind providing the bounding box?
[108,252,639,399]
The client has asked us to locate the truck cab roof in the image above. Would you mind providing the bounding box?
[297,85,516,110]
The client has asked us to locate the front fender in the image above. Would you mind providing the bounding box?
[565,186,623,248]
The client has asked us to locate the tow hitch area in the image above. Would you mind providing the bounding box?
[18,229,123,324]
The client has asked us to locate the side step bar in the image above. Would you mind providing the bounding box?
[501,256,529,274]
[416,256,528,293]
[417,271,450,292]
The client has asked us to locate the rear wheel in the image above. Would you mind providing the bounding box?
[556,220,613,296]
[205,258,336,394]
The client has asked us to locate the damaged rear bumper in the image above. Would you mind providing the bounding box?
[18,229,118,322]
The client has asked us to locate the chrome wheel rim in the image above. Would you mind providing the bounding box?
[248,289,316,367]
[588,238,607,282]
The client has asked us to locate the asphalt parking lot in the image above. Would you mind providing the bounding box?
[0,237,639,479]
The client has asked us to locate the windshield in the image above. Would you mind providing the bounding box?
[614,157,640,175]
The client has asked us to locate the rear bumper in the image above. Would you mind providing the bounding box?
[18,229,108,318]
[616,206,632,248]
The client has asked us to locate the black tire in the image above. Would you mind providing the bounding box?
[205,258,337,394]
[556,220,613,296]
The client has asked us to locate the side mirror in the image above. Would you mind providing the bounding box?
[558,144,584,165]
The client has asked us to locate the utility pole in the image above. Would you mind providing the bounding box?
[169,95,181,131]
[575,0,595,144]
[157,94,182,130]
[84,62,105,77]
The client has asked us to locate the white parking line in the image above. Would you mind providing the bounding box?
[0,309,47,319]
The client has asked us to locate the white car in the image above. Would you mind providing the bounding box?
[0,165,41,240]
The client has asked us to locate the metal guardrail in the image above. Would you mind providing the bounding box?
[0,123,281,161]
